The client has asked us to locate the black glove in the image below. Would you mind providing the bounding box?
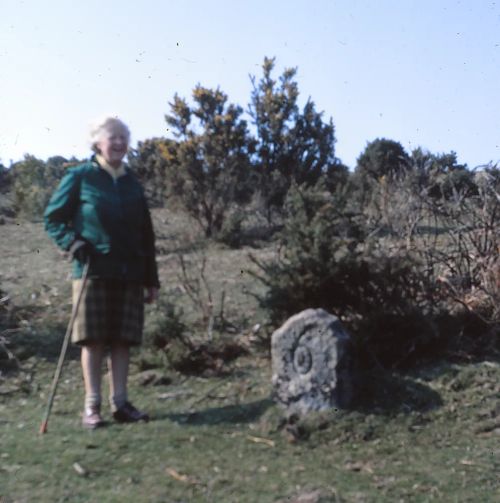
[68,239,92,263]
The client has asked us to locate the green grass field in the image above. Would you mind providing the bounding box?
[1,210,499,502]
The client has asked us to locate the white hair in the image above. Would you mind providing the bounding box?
[89,116,131,153]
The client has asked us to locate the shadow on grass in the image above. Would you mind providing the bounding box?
[9,323,80,362]
[351,369,443,415]
[166,398,273,426]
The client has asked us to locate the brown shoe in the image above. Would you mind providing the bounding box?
[113,402,149,423]
[82,405,105,430]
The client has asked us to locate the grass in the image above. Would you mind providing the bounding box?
[1,357,499,502]
[1,210,500,502]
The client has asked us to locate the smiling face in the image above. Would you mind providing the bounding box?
[95,122,129,167]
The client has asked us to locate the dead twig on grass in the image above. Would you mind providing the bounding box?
[247,435,275,447]
[165,467,201,485]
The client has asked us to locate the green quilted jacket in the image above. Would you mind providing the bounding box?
[44,158,160,287]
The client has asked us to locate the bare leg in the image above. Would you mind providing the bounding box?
[108,344,130,412]
[81,344,105,412]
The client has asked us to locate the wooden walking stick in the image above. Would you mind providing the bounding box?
[39,260,90,434]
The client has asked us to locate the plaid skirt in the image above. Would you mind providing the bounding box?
[72,279,144,346]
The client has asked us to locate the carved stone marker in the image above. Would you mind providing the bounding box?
[271,308,352,415]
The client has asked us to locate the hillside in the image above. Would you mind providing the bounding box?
[1,211,499,502]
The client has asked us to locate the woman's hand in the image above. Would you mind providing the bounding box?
[144,287,159,304]
[68,239,92,263]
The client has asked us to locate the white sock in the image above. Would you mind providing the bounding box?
[84,392,101,413]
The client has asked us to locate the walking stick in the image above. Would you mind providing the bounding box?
[39,259,90,434]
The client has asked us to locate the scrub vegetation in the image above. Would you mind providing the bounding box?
[1,209,499,502]
[1,57,499,501]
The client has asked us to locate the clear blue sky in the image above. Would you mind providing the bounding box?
[1,0,499,169]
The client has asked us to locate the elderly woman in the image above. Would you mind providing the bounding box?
[44,116,159,429]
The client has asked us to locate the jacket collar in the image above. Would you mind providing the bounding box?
[93,154,127,180]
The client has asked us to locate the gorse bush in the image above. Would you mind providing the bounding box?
[164,86,255,239]
[251,182,446,368]
[250,182,362,320]
[128,138,173,207]
[249,57,344,223]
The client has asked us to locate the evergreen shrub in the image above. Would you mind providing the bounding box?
[251,182,445,368]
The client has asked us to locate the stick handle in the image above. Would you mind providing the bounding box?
[39,260,90,434]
